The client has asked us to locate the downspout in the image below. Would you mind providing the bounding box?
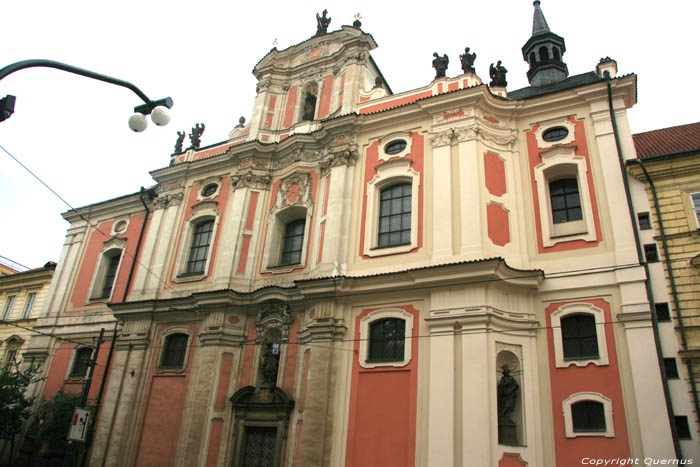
[627,158,700,440]
[605,72,682,458]
[87,187,156,459]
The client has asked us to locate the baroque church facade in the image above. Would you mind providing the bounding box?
[24,3,697,466]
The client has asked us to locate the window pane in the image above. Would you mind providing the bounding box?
[280,219,305,266]
[187,220,214,274]
[71,348,93,377]
[561,314,599,359]
[572,401,606,432]
[368,318,405,362]
[23,293,36,319]
[162,333,188,368]
[378,183,411,248]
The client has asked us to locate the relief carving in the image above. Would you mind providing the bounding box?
[231,171,272,191]
[153,192,184,210]
[273,172,314,212]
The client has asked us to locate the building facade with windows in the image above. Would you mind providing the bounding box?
[25,4,688,466]
[628,121,700,453]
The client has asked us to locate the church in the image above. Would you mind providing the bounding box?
[23,2,697,465]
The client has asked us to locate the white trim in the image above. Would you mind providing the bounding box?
[378,132,413,162]
[534,146,596,247]
[562,392,614,438]
[261,206,311,273]
[155,326,194,373]
[533,119,576,148]
[550,303,609,368]
[173,205,220,282]
[363,158,420,257]
[87,242,125,302]
[690,192,700,229]
[358,308,413,369]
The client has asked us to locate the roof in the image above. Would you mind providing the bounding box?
[508,71,603,100]
[633,121,700,158]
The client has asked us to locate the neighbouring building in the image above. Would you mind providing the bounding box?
[627,121,700,452]
[23,3,693,466]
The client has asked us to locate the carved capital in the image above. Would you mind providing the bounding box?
[320,148,359,176]
[232,171,271,191]
[429,129,455,147]
[454,125,479,142]
[153,192,184,210]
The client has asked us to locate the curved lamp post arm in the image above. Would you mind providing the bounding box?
[0,59,172,122]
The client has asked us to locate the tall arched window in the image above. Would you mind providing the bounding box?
[161,333,189,369]
[187,220,214,274]
[549,178,582,224]
[280,219,305,266]
[378,183,412,248]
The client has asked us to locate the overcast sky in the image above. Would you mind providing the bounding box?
[2,0,699,270]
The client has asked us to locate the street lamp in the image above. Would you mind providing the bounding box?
[0,59,173,132]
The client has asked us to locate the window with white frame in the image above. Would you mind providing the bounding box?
[691,192,700,228]
[2,296,15,320]
[562,392,614,438]
[89,248,123,301]
[174,205,220,281]
[550,303,609,368]
[364,158,420,257]
[22,292,36,319]
[156,327,193,373]
[359,308,413,368]
[533,146,596,247]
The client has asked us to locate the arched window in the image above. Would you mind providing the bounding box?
[280,219,305,266]
[368,318,405,362]
[70,347,93,377]
[378,183,412,248]
[187,220,214,274]
[529,52,536,64]
[552,47,561,60]
[549,178,582,224]
[161,333,189,369]
[571,400,606,433]
[561,314,599,360]
[89,247,123,301]
[539,46,549,61]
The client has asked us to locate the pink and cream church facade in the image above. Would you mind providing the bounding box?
[25,3,697,466]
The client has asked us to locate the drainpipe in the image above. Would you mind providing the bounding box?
[605,72,682,458]
[627,158,700,441]
[86,187,156,462]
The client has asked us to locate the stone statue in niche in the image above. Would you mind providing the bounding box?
[260,339,280,387]
[460,47,477,73]
[316,9,331,36]
[188,123,205,150]
[432,52,449,79]
[173,131,185,154]
[302,85,317,121]
[497,367,519,445]
[489,61,508,87]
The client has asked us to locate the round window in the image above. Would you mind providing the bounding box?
[114,220,127,233]
[201,184,218,197]
[384,140,407,155]
[542,126,569,142]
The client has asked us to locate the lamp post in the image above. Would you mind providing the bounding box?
[0,59,173,131]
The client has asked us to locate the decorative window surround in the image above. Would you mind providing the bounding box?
[67,347,93,379]
[533,119,576,148]
[690,192,700,228]
[358,308,413,369]
[534,146,596,247]
[173,200,220,282]
[155,326,194,374]
[363,158,420,257]
[562,392,614,438]
[378,132,413,162]
[88,238,125,302]
[550,303,609,368]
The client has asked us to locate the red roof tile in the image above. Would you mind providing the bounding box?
[633,121,700,158]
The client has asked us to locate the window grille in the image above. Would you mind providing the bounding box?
[549,178,582,224]
[161,333,188,368]
[241,426,277,467]
[571,400,606,432]
[187,220,214,274]
[561,314,599,360]
[368,318,405,362]
[280,219,305,266]
[378,183,411,248]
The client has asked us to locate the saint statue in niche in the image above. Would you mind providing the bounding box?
[497,366,519,445]
[260,340,280,387]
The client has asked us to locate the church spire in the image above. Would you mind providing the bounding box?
[522,1,568,86]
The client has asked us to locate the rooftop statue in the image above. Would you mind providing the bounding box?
[316,9,331,36]
[432,52,449,79]
[489,60,508,87]
[460,47,477,74]
[173,131,185,154]
[188,123,205,150]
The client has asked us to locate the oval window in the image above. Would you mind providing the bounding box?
[384,140,407,155]
[201,184,218,197]
[114,220,127,233]
[542,126,569,142]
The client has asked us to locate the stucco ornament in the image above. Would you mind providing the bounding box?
[231,171,271,191]
[153,192,184,210]
[429,128,455,147]
[255,300,294,342]
[273,173,313,211]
